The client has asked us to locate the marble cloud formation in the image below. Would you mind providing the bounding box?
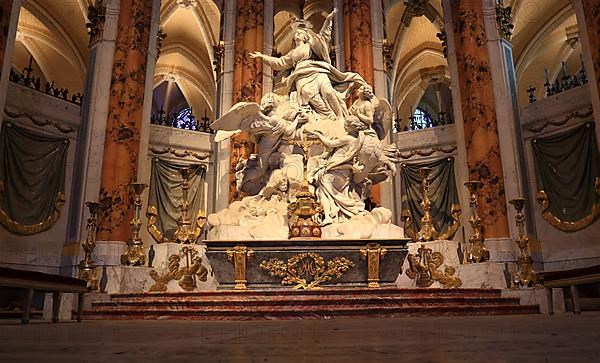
[207,8,403,240]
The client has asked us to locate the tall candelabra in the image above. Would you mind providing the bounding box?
[417,167,438,242]
[78,201,102,290]
[173,167,206,244]
[464,181,490,263]
[509,198,537,287]
[121,182,148,266]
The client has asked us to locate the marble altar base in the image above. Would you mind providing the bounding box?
[204,238,409,289]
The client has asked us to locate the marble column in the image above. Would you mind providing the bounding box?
[574,0,600,142]
[343,0,380,205]
[228,0,264,202]
[214,0,236,212]
[0,0,21,117]
[449,0,510,240]
[66,0,120,245]
[97,0,155,243]
[262,0,274,95]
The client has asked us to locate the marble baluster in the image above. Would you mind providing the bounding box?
[0,0,21,117]
[97,0,154,243]
[449,0,510,239]
[229,0,264,202]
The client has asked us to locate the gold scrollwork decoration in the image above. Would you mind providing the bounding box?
[0,181,65,235]
[406,244,462,288]
[260,253,355,289]
[536,188,600,232]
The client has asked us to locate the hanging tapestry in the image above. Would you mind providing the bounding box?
[400,157,461,240]
[532,122,600,232]
[0,122,69,235]
[147,157,206,243]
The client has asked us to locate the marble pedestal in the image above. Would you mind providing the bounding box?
[95,243,217,294]
[396,240,514,289]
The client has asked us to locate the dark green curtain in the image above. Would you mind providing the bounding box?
[400,157,459,235]
[148,157,206,240]
[532,123,600,222]
[0,122,69,232]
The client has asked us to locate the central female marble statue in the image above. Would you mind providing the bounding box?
[250,9,365,121]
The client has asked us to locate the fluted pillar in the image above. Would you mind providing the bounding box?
[228,0,264,202]
[97,0,155,242]
[449,0,510,240]
[0,0,21,116]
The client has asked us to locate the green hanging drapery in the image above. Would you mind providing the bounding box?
[400,157,461,240]
[532,122,600,232]
[0,122,69,235]
[147,157,206,243]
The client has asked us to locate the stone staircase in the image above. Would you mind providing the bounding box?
[82,288,539,320]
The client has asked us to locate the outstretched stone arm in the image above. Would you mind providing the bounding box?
[319,8,338,43]
[250,51,295,71]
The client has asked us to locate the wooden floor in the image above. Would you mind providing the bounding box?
[1,312,599,362]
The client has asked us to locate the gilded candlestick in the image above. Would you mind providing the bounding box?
[416,167,438,242]
[464,181,490,263]
[121,182,147,266]
[78,201,102,290]
[509,197,537,287]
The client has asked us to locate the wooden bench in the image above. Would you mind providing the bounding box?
[0,267,88,324]
[537,265,600,314]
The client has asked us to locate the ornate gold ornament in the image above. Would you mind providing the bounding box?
[360,243,388,288]
[260,253,355,289]
[121,182,147,266]
[86,0,106,45]
[0,181,66,235]
[464,181,490,263]
[536,183,600,232]
[148,247,208,292]
[509,198,538,287]
[78,201,102,291]
[147,167,207,244]
[213,42,225,76]
[288,138,323,239]
[495,0,514,41]
[438,204,462,240]
[406,244,462,288]
[226,245,254,290]
[416,167,438,242]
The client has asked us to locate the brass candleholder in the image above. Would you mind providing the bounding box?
[78,201,102,290]
[464,181,490,263]
[288,138,323,239]
[121,182,147,266]
[173,168,206,244]
[509,197,537,287]
[417,167,438,242]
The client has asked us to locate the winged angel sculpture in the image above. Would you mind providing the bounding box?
[209,9,401,238]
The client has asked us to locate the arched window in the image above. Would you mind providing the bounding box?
[411,107,431,129]
[173,107,197,131]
